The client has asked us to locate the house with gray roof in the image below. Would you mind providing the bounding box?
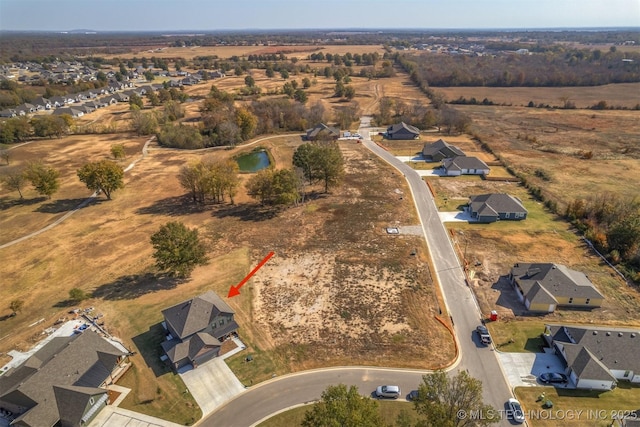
[468,193,527,223]
[422,138,465,161]
[509,263,605,313]
[442,156,490,176]
[543,324,640,390]
[0,330,130,427]
[305,123,340,141]
[161,290,239,371]
[386,122,420,140]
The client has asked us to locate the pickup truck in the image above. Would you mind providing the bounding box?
[476,325,492,345]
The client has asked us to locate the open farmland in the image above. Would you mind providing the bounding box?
[436,82,640,109]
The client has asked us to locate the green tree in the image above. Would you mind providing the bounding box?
[143,70,155,81]
[301,384,383,427]
[77,160,125,200]
[302,77,312,88]
[292,143,315,183]
[293,143,344,193]
[246,168,301,206]
[146,90,161,106]
[9,299,24,316]
[110,143,126,160]
[293,89,308,104]
[235,107,257,140]
[312,142,344,193]
[69,288,88,303]
[129,93,144,110]
[412,370,497,427]
[31,115,68,138]
[24,161,59,199]
[150,221,208,278]
[244,75,256,87]
[344,85,356,100]
[131,110,158,135]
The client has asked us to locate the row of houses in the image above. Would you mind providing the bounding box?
[0,82,163,119]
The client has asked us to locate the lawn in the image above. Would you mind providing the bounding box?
[257,400,420,427]
[515,382,640,427]
[488,319,547,352]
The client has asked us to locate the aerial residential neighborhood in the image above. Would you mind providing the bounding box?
[1,3,639,427]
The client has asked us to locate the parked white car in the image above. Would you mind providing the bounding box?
[375,385,401,399]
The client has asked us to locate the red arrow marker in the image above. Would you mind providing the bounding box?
[228,251,275,298]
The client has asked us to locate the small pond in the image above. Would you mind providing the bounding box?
[236,150,271,172]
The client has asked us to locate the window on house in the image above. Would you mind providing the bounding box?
[624,370,630,377]
[568,298,573,304]
[220,318,225,326]
[505,213,510,218]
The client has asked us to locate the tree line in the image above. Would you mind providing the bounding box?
[396,47,640,88]
[566,194,640,280]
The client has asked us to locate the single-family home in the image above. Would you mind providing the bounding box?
[422,138,465,161]
[442,156,490,176]
[509,263,605,313]
[386,122,420,140]
[161,290,239,371]
[0,109,17,118]
[468,193,528,222]
[543,324,640,390]
[31,96,52,110]
[305,123,340,141]
[0,330,130,427]
[210,70,226,78]
[53,107,84,118]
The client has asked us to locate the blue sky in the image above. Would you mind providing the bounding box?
[0,0,638,32]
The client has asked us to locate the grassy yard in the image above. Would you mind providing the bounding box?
[257,400,420,427]
[488,319,547,352]
[515,382,640,427]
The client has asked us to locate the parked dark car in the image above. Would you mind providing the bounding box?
[539,372,568,384]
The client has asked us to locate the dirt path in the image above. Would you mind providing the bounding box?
[0,136,154,249]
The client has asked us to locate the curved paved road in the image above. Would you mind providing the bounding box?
[200,118,513,427]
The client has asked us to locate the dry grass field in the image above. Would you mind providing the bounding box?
[103,44,388,61]
[437,83,640,109]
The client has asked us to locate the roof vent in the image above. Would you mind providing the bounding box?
[606,332,611,336]
[631,333,636,338]
[593,331,598,335]
[618,332,623,337]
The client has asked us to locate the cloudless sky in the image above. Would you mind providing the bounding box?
[0,0,638,32]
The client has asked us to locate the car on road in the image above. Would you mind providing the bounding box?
[539,372,568,384]
[375,385,401,399]
[506,398,525,424]
[407,390,419,401]
[476,324,492,345]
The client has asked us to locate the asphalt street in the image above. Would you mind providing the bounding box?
[200,118,514,427]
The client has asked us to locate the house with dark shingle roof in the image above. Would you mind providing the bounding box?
[0,330,130,427]
[509,263,605,313]
[543,324,640,390]
[386,122,420,140]
[305,123,340,141]
[442,156,490,176]
[422,139,465,161]
[161,291,239,371]
[468,193,528,223]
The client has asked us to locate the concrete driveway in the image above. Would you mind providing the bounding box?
[439,210,474,222]
[180,357,246,416]
[497,350,570,389]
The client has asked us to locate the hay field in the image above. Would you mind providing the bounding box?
[436,83,640,109]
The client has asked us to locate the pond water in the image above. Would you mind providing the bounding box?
[236,150,270,172]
